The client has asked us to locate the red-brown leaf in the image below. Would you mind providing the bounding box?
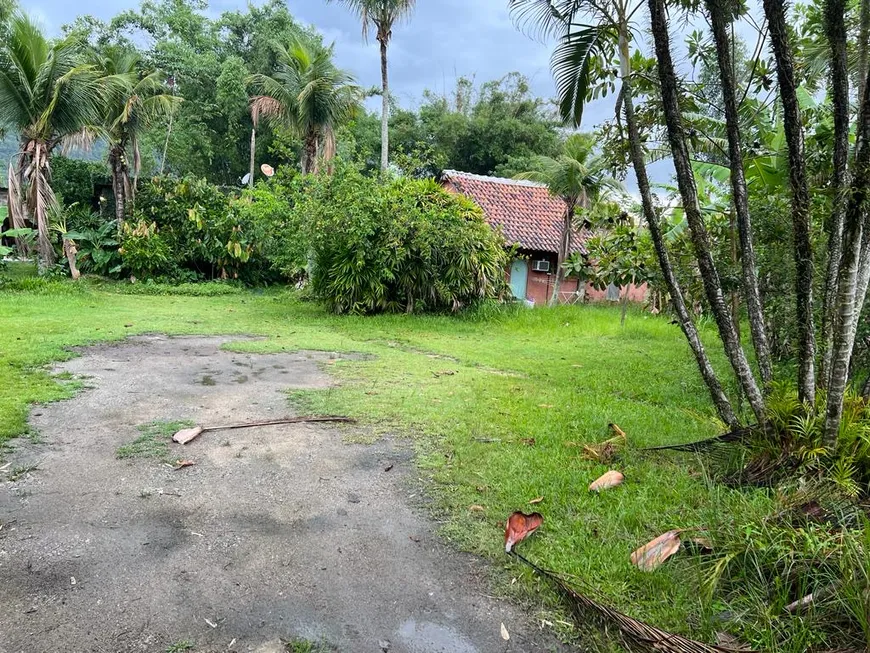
[588,470,624,492]
[630,530,683,571]
[504,511,543,553]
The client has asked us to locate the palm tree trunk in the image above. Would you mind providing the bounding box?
[649,0,766,424]
[379,35,390,173]
[824,65,870,446]
[820,0,850,390]
[249,126,256,188]
[31,142,55,268]
[110,147,127,224]
[763,0,817,405]
[302,132,319,175]
[707,0,773,386]
[7,157,30,257]
[617,19,739,427]
[63,238,80,280]
[550,202,573,306]
[160,110,174,176]
[860,0,870,104]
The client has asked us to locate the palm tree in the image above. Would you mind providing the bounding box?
[249,39,361,175]
[509,0,740,427]
[329,0,416,172]
[0,14,105,267]
[95,46,179,223]
[517,133,622,306]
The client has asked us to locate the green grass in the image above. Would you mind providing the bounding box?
[0,273,772,647]
[116,420,195,461]
[283,639,337,653]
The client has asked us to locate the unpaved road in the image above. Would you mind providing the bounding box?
[0,336,564,653]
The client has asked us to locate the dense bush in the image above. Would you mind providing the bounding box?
[126,175,307,284]
[301,164,509,314]
[52,156,112,209]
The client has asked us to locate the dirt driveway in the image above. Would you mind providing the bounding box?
[0,336,563,653]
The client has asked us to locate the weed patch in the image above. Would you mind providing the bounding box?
[116,420,194,462]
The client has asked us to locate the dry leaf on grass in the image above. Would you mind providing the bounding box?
[630,530,683,571]
[469,505,486,513]
[589,470,624,492]
[609,423,627,438]
[521,438,536,447]
[529,496,544,504]
[504,511,543,552]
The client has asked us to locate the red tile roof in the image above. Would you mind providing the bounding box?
[441,170,590,255]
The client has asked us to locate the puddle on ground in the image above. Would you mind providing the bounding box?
[396,620,478,653]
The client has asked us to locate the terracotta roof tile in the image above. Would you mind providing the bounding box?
[442,170,590,255]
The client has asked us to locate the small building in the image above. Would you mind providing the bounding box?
[441,170,646,305]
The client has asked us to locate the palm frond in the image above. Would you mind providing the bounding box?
[552,24,608,127]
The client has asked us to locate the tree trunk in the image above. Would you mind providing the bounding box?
[7,157,31,257]
[31,142,55,268]
[649,0,767,424]
[860,0,870,104]
[620,278,632,327]
[64,238,80,280]
[820,0,851,390]
[550,203,573,306]
[617,19,739,427]
[824,65,870,446]
[302,132,319,175]
[707,0,773,387]
[763,0,817,405]
[379,35,390,173]
[110,147,127,224]
[249,126,257,188]
[160,110,174,176]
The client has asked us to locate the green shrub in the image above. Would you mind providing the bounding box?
[228,177,308,283]
[119,220,174,279]
[52,156,111,209]
[302,164,509,314]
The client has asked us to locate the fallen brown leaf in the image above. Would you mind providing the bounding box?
[521,438,536,447]
[173,460,195,470]
[609,423,627,438]
[529,496,544,504]
[631,530,683,571]
[469,505,486,513]
[589,470,624,492]
[504,511,543,552]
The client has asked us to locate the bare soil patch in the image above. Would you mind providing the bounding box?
[0,335,563,653]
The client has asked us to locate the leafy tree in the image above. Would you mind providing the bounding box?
[250,40,362,174]
[0,14,106,267]
[329,0,416,172]
[517,133,622,306]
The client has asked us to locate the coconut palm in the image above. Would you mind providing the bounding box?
[0,14,105,267]
[517,133,622,306]
[329,0,416,172]
[509,0,742,427]
[249,39,361,175]
[95,46,179,223]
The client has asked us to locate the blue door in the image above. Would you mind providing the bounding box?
[509,259,528,300]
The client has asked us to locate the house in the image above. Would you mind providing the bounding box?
[441,170,647,305]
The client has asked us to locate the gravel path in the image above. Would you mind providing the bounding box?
[0,335,564,653]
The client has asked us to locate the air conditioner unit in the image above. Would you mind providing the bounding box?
[532,260,551,272]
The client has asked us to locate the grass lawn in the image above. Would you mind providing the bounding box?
[0,271,773,647]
